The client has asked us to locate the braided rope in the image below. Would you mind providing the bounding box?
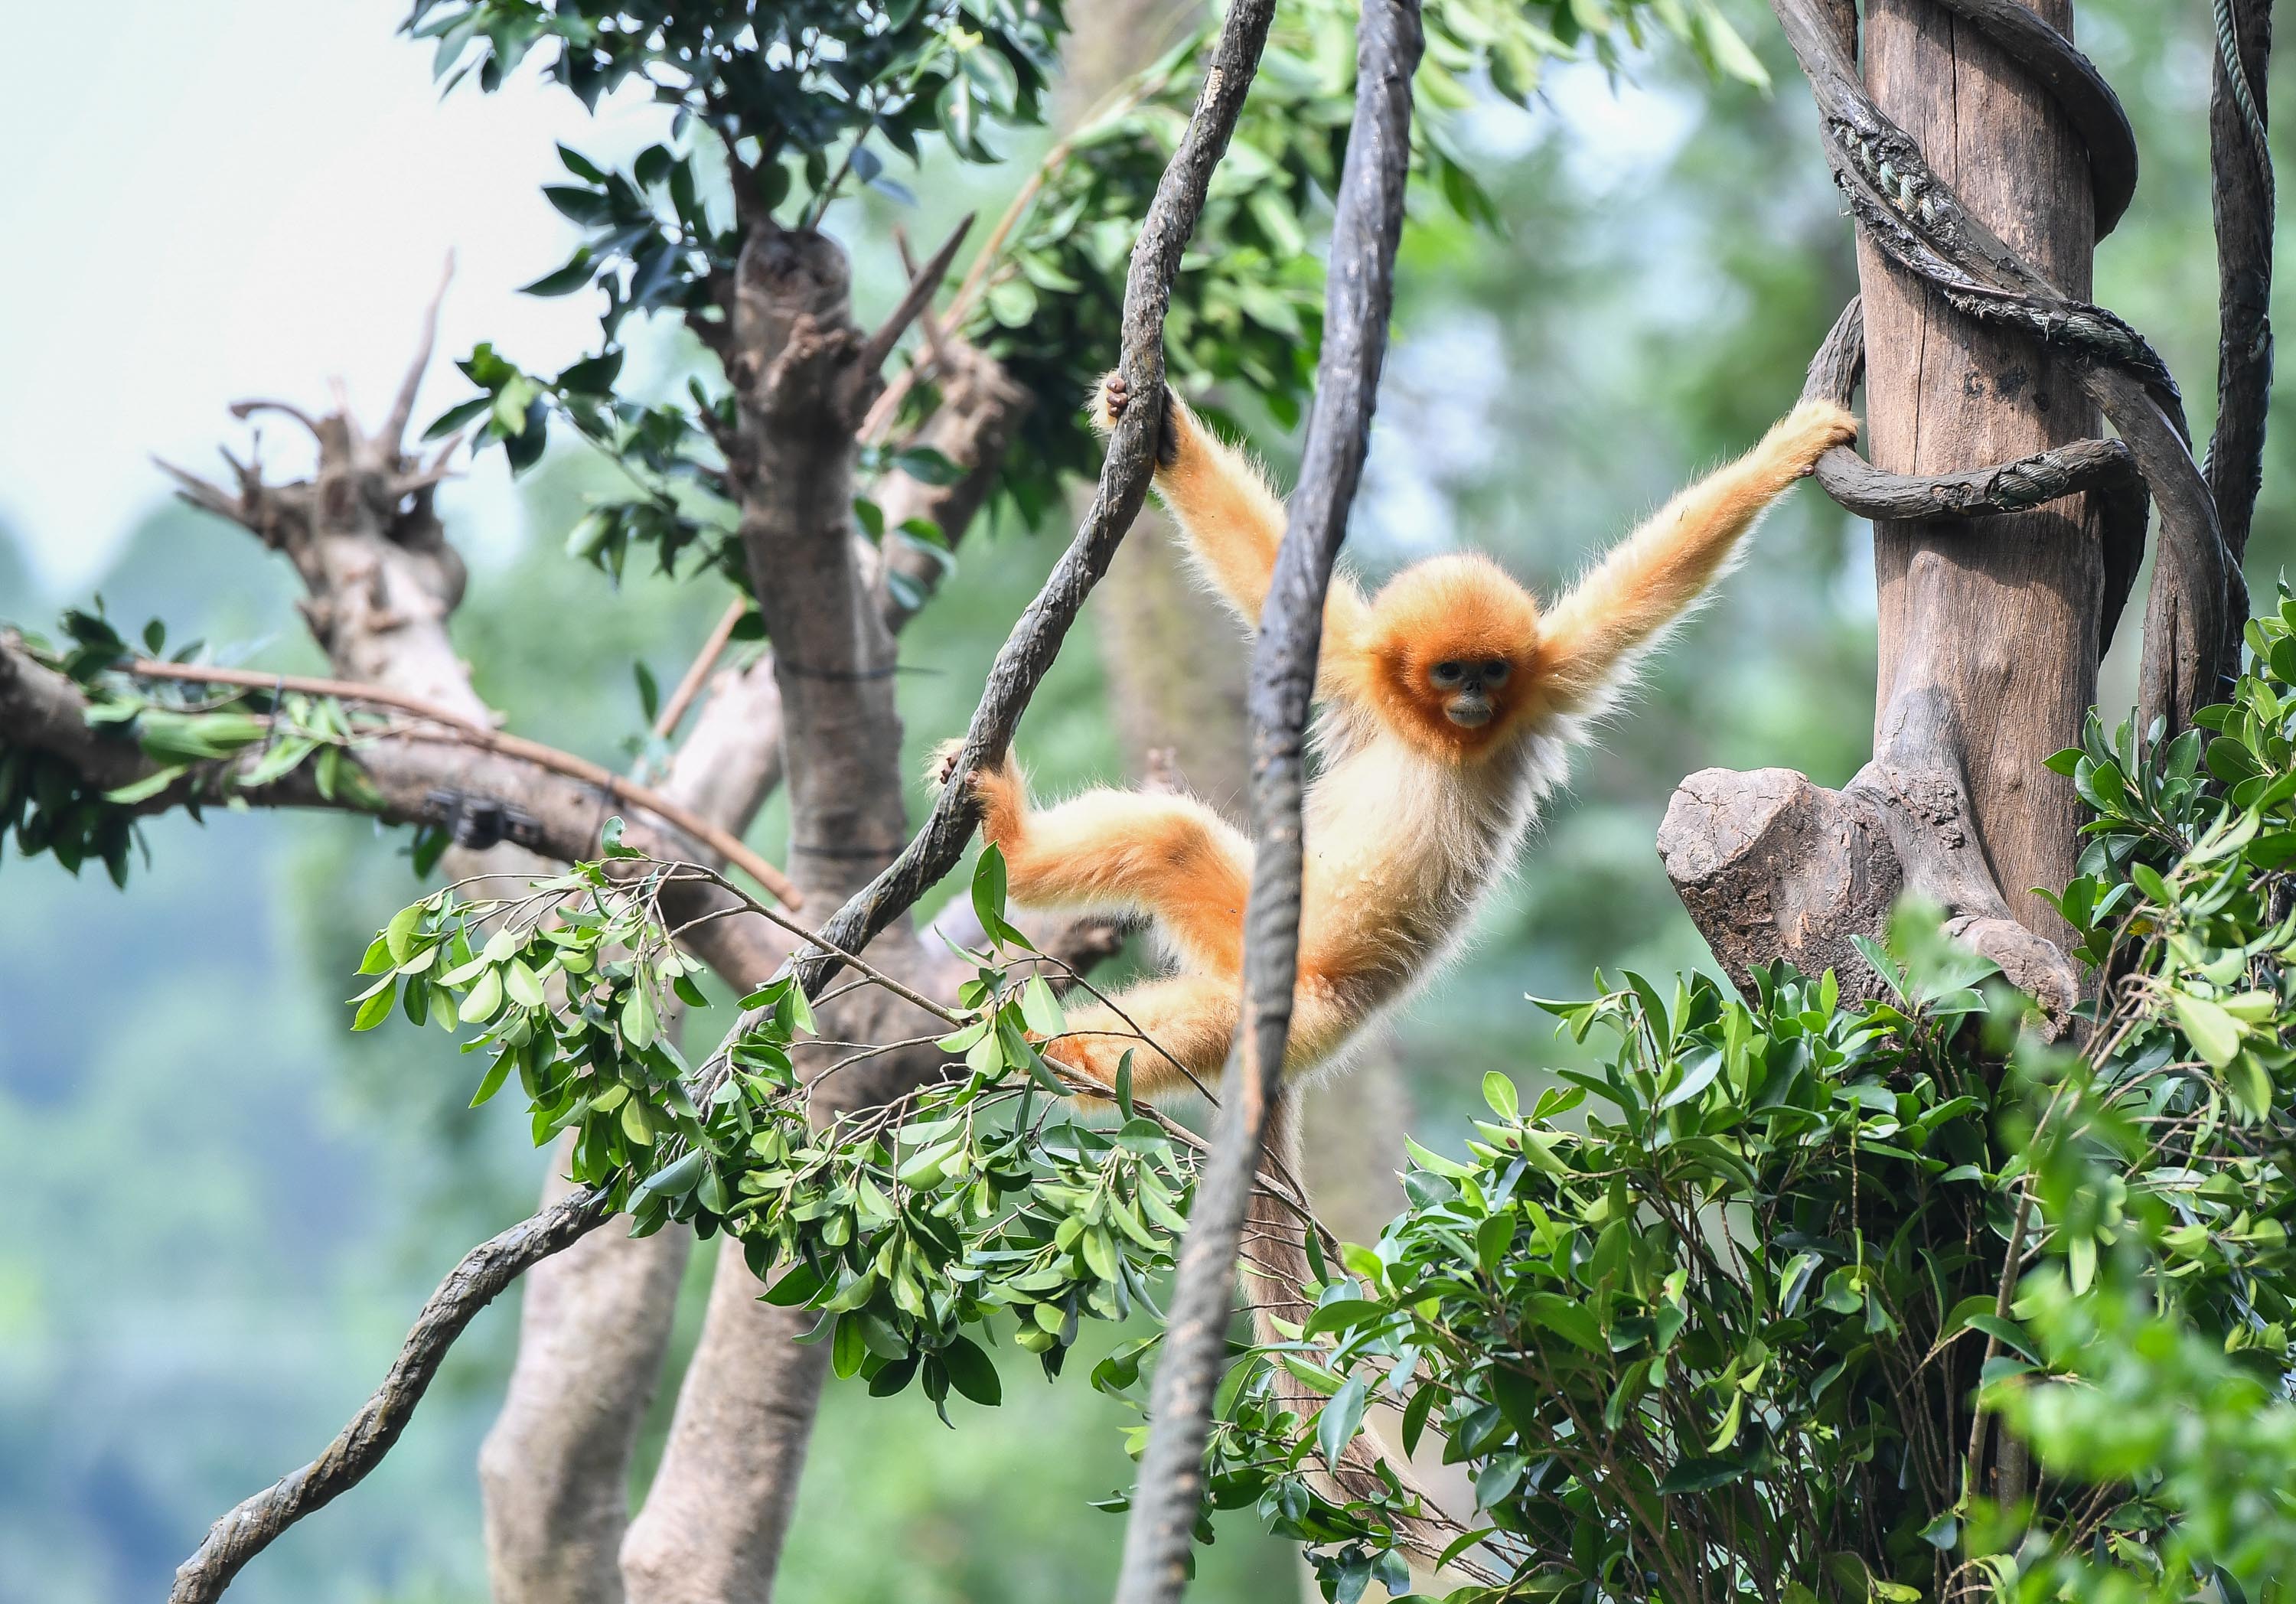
[1771,0,2244,732]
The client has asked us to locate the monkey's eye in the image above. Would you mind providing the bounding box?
[1430,660,1466,686]
[1482,660,1512,686]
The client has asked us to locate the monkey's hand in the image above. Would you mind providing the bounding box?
[1753,399,1861,484]
[1088,370,1181,467]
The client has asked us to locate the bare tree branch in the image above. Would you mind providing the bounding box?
[1114,1,1423,1598]
[853,210,974,380]
[168,1185,615,1604]
[118,657,799,908]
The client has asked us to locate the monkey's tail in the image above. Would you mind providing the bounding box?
[1241,1092,1478,1580]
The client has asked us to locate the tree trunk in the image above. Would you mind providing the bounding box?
[1658,0,2101,1020]
[1861,0,2100,944]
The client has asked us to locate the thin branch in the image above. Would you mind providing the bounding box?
[2206,0,2275,587]
[223,399,325,441]
[383,251,456,453]
[168,1185,615,1604]
[652,598,747,741]
[853,211,975,382]
[121,658,802,909]
[1113,1,1423,1599]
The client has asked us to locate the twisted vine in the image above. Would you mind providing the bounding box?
[1773,0,2266,735]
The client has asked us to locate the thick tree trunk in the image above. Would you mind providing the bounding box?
[479,661,789,1604]
[1861,0,2099,943]
[619,222,951,1604]
[1659,0,2101,1014]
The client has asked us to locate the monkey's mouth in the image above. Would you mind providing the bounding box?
[1444,697,1493,729]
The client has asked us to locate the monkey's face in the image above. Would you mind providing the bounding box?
[1427,656,1512,728]
[1355,554,1542,758]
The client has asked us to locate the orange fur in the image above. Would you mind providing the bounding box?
[960,380,1857,1099]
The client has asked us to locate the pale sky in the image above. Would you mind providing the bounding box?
[0,4,1704,598]
[0,0,677,593]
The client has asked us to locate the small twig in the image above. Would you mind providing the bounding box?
[653,598,748,741]
[122,659,801,909]
[853,211,975,383]
[1962,1186,2037,1498]
[224,399,325,441]
[383,252,456,454]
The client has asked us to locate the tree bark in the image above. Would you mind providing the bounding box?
[1861,0,2099,945]
[1662,0,2114,1008]
[618,219,947,1604]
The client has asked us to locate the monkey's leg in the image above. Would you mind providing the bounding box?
[973,762,1251,976]
[1042,972,1241,1101]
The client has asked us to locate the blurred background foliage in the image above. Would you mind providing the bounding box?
[2,2,2290,1601]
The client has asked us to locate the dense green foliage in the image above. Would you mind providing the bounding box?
[412,0,1769,563]
[1198,596,2296,1602]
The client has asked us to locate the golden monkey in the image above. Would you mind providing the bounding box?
[958,374,1858,1098]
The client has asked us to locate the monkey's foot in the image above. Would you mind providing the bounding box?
[927,737,967,790]
[1088,370,1179,465]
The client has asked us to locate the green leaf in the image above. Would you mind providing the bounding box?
[1482,1071,1519,1120]
[1527,1293,1606,1355]
[633,1149,705,1204]
[941,1335,1002,1406]
[469,1054,514,1108]
[352,980,398,1032]
[1658,1455,1747,1495]
[2172,992,2246,1069]
[104,765,188,805]
[1316,1374,1367,1469]
[1021,974,1065,1036]
[461,966,504,1025]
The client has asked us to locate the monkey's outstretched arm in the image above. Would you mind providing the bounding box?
[960,753,1251,976]
[1535,400,1858,716]
[1091,375,1371,686]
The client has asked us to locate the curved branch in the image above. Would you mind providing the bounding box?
[169,1185,615,1604]
[1802,299,2152,647]
[1928,0,2139,237]
[1804,298,2143,520]
[121,658,800,908]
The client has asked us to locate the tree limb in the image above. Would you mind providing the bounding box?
[168,1185,616,1604]
[118,657,799,908]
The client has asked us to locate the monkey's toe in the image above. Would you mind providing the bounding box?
[927,737,967,788]
[1089,370,1129,432]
